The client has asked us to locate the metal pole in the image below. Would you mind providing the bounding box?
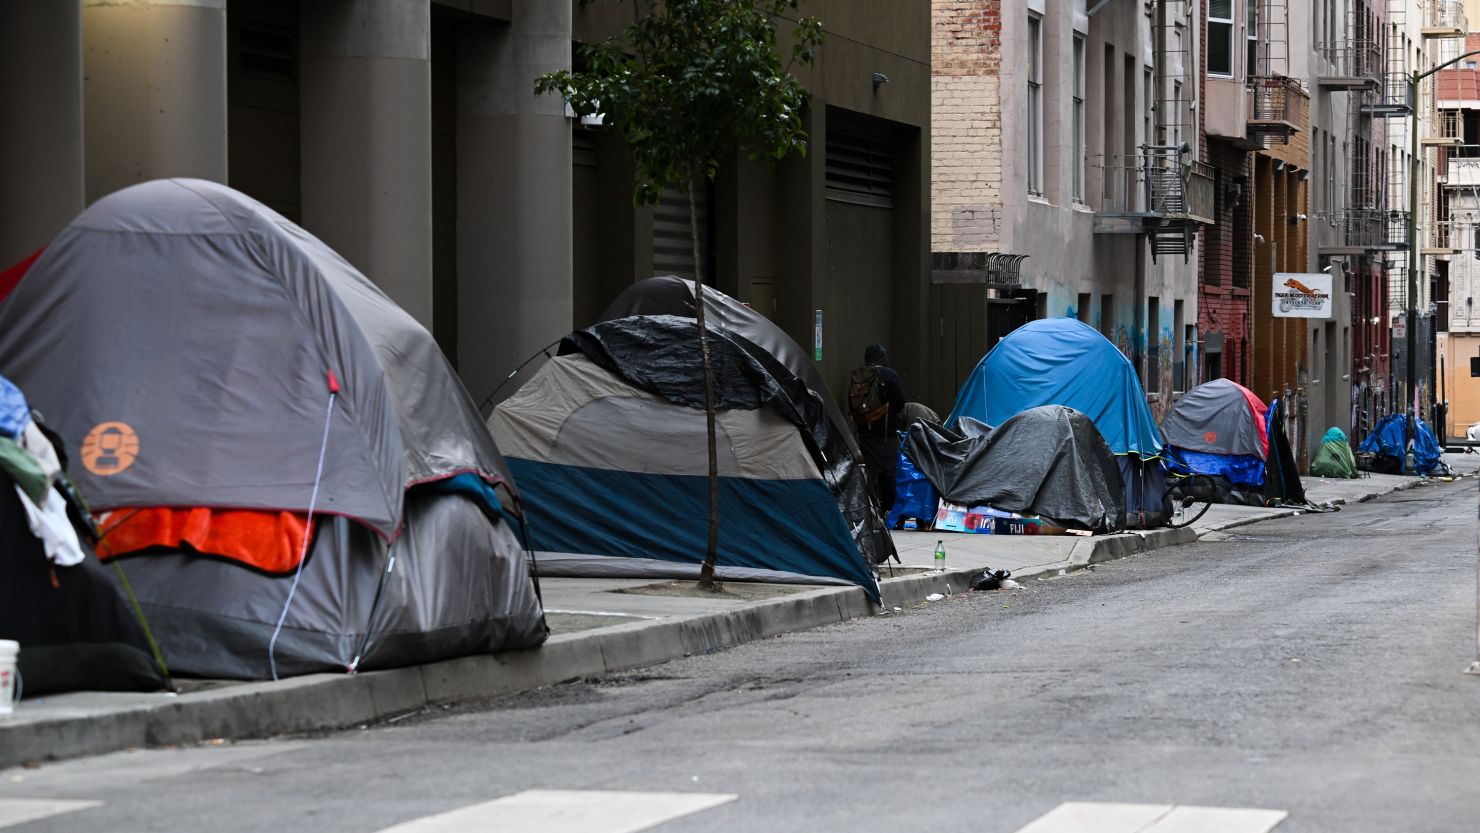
[1408,70,1420,426]
[1407,49,1480,426]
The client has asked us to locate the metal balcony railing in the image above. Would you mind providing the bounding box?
[1317,41,1382,87]
[1441,148,1480,187]
[1094,154,1144,215]
[1429,219,1457,250]
[1141,147,1215,222]
[1426,0,1467,35]
[1248,76,1307,125]
[1095,149,1215,223]
[1333,208,1412,250]
[1365,73,1414,117]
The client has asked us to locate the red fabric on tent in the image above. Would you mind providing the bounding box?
[0,247,44,304]
[96,507,313,574]
[1230,381,1269,458]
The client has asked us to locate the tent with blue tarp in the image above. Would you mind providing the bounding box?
[491,315,883,603]
[1359,413,1443,475]
[1160,378,1271,504]
[945,318,1170,526]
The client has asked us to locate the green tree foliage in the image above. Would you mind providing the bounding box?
[536,0,823,209]
[536,0,822,589]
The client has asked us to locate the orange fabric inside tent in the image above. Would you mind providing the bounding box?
[96,507,313,574]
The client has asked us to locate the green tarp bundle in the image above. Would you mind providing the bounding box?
[1310,427,1359,479]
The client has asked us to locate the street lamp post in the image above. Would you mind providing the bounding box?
[1407,50,1480,446]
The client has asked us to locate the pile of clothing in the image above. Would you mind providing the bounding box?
[0,375,83,566]
[0,373,168,696]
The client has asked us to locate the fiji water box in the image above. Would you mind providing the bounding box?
[935,502,1017,534]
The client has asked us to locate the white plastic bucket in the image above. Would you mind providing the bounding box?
[0,640,19,716]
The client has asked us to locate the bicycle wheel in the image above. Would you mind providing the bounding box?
[1167,473,1215,529]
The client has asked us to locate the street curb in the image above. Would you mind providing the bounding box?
[0,477,1452,769]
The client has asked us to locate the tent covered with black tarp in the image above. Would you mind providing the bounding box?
[945,318,1170,526]
[902,406,1126,532]
[492,315,887,602]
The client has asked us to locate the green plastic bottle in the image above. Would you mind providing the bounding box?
[934,539,946,570]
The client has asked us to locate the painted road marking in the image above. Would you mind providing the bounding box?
[1015,802,1287,833]
[0,799,100,830]
[373,789,737,833]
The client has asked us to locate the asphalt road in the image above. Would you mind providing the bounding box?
[3,480,1478,833]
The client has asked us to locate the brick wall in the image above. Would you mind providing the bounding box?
[931,0,1002,251]
[1200,136,1252,386]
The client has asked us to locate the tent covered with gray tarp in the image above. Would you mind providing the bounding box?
[902,405,1126,532]
[0,179,546,679]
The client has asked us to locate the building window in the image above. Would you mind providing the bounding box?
[1172,80,1183,146]
[1246,0,1259,77]
[1144,69,1153,151]
[1028,14,1043,194]
[1208,0,1233,77]
[1073,35,1086,201]
[1147,297,1161,392]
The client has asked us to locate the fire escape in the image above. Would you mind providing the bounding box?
[1244,0,1304,149]
[1091,0,1213,261]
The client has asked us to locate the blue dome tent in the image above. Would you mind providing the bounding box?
[945,318,1169,527]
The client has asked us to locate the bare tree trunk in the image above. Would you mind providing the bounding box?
[688,170,722,591]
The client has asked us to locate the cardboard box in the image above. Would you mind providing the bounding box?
[933,502,1019,534]
[991,515,1069,536]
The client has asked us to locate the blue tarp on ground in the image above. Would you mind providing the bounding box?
[887,431,939,529]
[1359,413,1442,475]
[945,318,1163,460]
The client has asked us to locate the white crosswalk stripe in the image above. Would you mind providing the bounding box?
[372,789,738,833]
[0,799,100,830]
[1014,801,1287,833]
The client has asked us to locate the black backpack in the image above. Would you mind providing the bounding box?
[848,366,888,433]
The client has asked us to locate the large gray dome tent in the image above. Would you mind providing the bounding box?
[0,179,545,679]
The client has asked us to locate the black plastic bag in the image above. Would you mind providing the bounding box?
[969,568,1012,592]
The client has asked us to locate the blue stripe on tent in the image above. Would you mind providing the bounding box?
[1166,447,1266,487]
[508,458,879,603]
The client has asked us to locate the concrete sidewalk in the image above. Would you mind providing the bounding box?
[3,454,1476,770]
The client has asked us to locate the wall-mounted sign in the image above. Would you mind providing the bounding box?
[1272,272,1333,319]
[814,309,823,361]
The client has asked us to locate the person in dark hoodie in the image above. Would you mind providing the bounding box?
[851,344,907,512]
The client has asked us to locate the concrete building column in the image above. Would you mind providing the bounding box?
[0,2,84,266]
[82,0,227,203]
[301,0,433,327]
[456,2,573,405]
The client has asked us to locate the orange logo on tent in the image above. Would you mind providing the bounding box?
[1204,430,1218,444]
[81,422,139,476]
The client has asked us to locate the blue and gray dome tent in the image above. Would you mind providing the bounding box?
[491,315,884,603]
[945,318,1169,526]
[1160,378,1270,504]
